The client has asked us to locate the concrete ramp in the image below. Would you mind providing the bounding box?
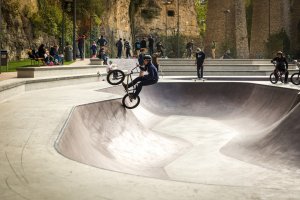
[56,100,191,178]
[56,82,300,186]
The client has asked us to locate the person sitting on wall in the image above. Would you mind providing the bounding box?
[98,47,108,65]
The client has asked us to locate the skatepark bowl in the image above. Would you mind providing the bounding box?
[55,82,300,190]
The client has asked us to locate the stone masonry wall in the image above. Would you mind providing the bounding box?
[205,0,249,58]
[250,0,284,58]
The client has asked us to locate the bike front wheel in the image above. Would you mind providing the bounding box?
[122,94,140,109]
[107,70,125,85]
[291,73,300,85]
[269,72,278,84]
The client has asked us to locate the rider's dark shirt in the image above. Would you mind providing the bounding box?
[142,62,159,81]
[272,56,288,70]
[196,51,206,65]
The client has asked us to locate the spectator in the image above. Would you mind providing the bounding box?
[90,41,97,58]
[211,41,216,59]
[78,34,86,60]
[152,53,160,71]
[97,35,108,49]
[37,44,46,59]
[223,49,232,59]
[156,41,165,57]
[195,48,206,79]
[50,45,62,64]
[116,38,123,59]
[124,39,131,58]
[44,50,54,66]
[140,37,147,50]
[138,48,146,66]
[135,39,141,56]
[98,47,108,65]
[148,35,154,56]
[186,40,194,58]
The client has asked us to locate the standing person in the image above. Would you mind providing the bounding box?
[78,34,86,60]
[186,40,194,58]
[152,53,160,71]
[116,38,123,59]
[156,41,165,57]
[124,39,131,58]
[271,51,289,83]
[195,48,206,79]
[122,55,159,99]
[148,35,154,56]
[90,41,97,58]
[140,37,147,51]
[134,39,141,56]
[97,35,108,49]
[211,41,216,59]
[138,48,146,66]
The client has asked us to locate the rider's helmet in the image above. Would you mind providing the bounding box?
[277,51,283,55]
[143,55,152,61]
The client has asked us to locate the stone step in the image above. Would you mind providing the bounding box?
[159,69,298,76]
[17,65,106,78]
[158,59,273,65]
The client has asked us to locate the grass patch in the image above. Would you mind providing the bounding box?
[0,59,75,72]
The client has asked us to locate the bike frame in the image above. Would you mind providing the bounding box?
[124,66,140,95]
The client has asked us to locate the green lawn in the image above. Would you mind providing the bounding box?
[0,59,75,72]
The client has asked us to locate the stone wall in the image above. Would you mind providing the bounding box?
[290,1,300,56]
[205,0,249,58]
[1,0,57,60]
[102,0,200,56]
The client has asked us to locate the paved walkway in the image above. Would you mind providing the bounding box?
[0,72,17,81]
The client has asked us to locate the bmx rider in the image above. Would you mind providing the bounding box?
[122,55,158,99]
[271,51,289,83]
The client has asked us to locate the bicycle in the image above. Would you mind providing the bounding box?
[290,61,300,85]
[106,66,141,109]
[269,61,288,84]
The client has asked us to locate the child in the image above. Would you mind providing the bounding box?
[107,61,119,79]
[91,41,97,58]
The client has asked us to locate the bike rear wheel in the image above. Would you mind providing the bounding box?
[107,70,125,85]
[269,72,278,84]
[122,94,140,109]
[291,73,300,85]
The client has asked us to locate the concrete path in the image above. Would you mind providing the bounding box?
[0,79,300,199]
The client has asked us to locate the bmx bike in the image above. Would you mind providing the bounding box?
[290,61,300,85]
[106,66,140,109]
[269,61,288,84]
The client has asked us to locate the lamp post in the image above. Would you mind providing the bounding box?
[62,0,73,65]
[224,9,230,48]
[73,0,76,60]
[177,0,179,57]
[268,0,271,38]
[162,0,172,57]
[0,0,2,69]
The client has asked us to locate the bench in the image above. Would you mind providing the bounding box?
[90,58,104,65]
[28,52,44,66]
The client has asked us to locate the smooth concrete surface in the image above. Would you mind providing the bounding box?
[1,80,300,199]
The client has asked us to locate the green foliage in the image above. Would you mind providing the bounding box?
[1,0,20,16]
[160,33,187,58]
[265,29,290,58]
[30,0,63,38]
[195,0,207,38]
